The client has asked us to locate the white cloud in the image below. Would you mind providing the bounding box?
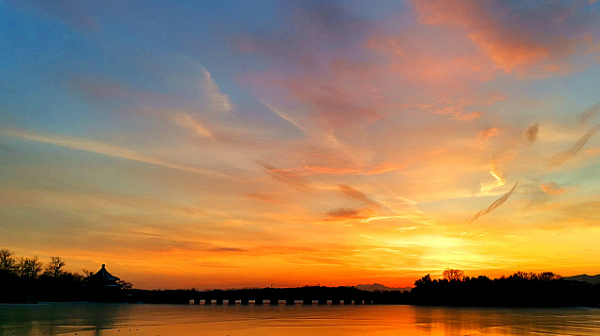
[202,67,232,113]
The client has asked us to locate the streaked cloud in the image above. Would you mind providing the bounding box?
[548,124,600,167]
[577,101,600,125]
[325,208,375,220]
[170,112,214,140]
[277,162,406,177]
[454,112,483,121]
[259,163,316,194]
[0,129,226,177]
[466,183,518,225]
[338,184,380,209]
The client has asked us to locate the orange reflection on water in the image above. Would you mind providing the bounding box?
[3,303,600,336]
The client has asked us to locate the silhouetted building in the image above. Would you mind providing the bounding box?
[88,264,120,287]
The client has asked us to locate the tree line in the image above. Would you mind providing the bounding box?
[410,268,600,307]
[0,248,131,303]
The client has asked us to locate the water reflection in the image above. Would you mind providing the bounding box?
[412,306,600,336]
[0,303,129,336]
[1,303,600,336]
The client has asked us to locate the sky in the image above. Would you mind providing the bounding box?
[1,0,600,290]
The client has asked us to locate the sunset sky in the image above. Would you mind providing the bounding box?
[2,0,600,289]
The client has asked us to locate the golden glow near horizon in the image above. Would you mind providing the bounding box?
[2,0,600,289]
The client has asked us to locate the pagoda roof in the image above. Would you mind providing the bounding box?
[89,264,120,285]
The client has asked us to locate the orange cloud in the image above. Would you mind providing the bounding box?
[585,148,600,156]
[300,166,362,175]
[297,162,405,176]
[429,95,501,121]
[468,31,550,74]
[478,127,501,139]
[365,162,407,175]
[540,183,567,195]
[454,112,483,121]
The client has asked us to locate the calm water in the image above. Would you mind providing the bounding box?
[1,303,600,336]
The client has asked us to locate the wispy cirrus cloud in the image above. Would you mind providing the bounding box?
[338,184,380,209]
[577,100,600,125]
[548,124,600,167]
[170,112,214,140]
[259,163,316,194]
[466,183,517,225]
[0,129,226,177]
[274,162,406,177]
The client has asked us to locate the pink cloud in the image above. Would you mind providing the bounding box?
[410,0,600,77]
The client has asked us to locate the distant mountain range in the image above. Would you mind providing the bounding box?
[354,283,412,292]
[564,274,600,284]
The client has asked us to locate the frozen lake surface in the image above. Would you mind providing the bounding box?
[2,303,600,335]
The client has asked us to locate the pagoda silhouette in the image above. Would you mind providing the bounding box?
[88,264,120,287]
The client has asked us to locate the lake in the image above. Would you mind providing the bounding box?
[1,303,600,336]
